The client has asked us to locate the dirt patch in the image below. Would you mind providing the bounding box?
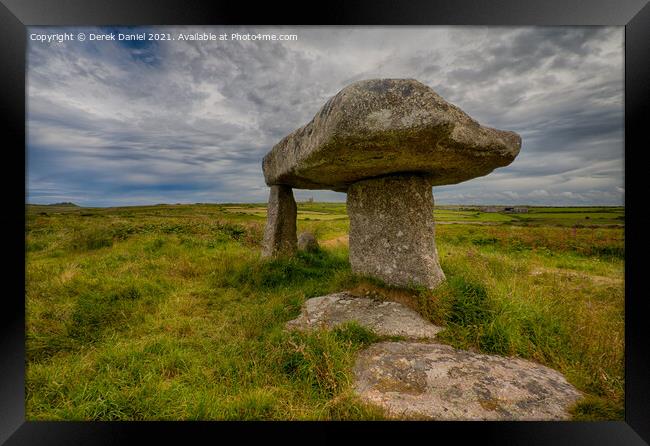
[436,221,501,225]
[321,235,349,248]
[57,264,80,284]
[348,282,425,314]
[529,267,622,286]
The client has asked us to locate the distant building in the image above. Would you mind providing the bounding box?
[481,206,528,213]
[503,207,528,213]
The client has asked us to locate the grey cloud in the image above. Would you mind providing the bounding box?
[27,26,624,206]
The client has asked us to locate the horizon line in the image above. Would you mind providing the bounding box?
[26,202,625,209]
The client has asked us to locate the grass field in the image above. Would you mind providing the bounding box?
[25,202,624,420]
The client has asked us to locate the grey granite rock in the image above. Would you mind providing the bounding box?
[354,341,582,421]
[261,78,522,289]
[263,79,521,192]
[347,174,445,289]
[297,231,319,252]
[261,185,297,258]
[285,292,443,339]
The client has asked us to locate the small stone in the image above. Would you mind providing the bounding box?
[297,231,319,252]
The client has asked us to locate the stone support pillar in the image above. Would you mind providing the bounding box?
[262,185,297,258]
[346,174,445,289]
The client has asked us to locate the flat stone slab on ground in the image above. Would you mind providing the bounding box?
[354,341,582,421]
[285,292,443,339]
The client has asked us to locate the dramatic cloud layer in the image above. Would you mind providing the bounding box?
[27,26,624,206]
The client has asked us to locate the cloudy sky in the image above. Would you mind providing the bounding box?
[27,26,624,206]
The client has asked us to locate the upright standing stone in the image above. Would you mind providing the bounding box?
[347,174,445,289]
[262,185,297,258]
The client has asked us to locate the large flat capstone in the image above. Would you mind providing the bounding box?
[285,292,443,339]
[354,341,582,421]
[263,78,521,192]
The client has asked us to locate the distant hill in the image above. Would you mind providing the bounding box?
[46,202,79,207]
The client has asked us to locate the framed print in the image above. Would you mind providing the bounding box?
[1,0,649,444]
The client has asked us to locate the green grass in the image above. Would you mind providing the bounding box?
[216,203,624,227]
[25,203,624,420]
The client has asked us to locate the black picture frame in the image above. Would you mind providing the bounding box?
[1,0,648,444]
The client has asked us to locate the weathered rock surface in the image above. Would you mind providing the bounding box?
[261,78,522,289]
[347,174,445,289]
[285,292,443,339]
[263,79,521,192]
[354,341,582,421]
[297,231,319,252]
[261,185,297,257]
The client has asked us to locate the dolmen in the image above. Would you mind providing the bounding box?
[261,79,521,289]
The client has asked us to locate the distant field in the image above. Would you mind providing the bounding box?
[25,202,624,421]
[435,207,623,226]
[209,203,624,226]
[29,202,623,226]
[222,206,348,221]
